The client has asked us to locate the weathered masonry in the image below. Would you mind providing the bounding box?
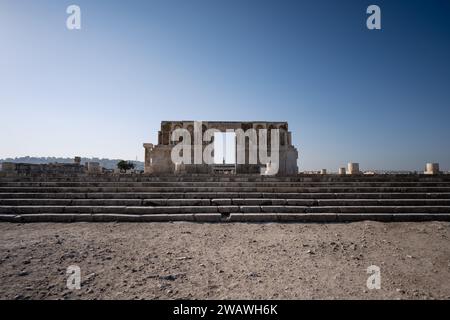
[143,121,299,175]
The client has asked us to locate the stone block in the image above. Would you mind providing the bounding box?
[424,163,440,175]
[347,162,360,175]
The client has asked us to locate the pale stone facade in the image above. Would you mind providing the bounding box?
[347,162,360,175]
[143,121,299,175]
[425,163,440,175]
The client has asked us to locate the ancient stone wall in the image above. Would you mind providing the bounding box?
[143,121,299,175]
[0,162,86,175]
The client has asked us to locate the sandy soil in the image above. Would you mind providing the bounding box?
[0,221,449,300]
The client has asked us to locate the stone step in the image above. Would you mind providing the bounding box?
[2,186,450,193]
[0,192,449,200]
[0,213,449,223]
[1,175,450,183]
[1,205,450,214]
[2,181,450,187]
[1,198,450,206]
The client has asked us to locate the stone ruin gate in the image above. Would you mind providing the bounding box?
[143,121,299,175]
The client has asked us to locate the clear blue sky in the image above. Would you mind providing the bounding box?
[1,0,449,171]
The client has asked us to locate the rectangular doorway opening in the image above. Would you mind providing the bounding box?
[214,132,236,164]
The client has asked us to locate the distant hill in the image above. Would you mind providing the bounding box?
[0,157,144,171]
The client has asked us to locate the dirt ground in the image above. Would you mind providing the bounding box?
[0,221,449,300]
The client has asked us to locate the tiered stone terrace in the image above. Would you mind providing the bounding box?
[0,174,450,222]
